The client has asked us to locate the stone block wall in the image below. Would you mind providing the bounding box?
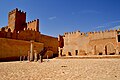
[18,29,40,42]
[40,34,59,54]
[8,8,26,32]
[27,19,39,32]
[61,30,119,56]
[0,38,44,61]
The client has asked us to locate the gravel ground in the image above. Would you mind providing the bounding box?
[0,59,120,80]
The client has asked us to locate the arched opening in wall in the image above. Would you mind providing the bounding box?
[95,45,103,55]
[99,52,102,55]
[109,53,115,55]
[94,45,96,55]
[105,46,107,55]
[105,43,115,55]
[75,50,78,55]
[60,50,62,56]
[117,35,120,42]
[68,52,72,56]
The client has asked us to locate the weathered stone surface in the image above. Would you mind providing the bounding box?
[59,30,120,56]
[0,38,44,61]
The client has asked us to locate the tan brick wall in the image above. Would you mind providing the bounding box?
[63,31,89,56]
[89,38,116,55]
[62,30,119,56]
[40,34,58,54]
[18,30,40,41]
[27,19,39,32]
[0,38,44,59]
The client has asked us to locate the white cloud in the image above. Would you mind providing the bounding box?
[103,20,120,25]
[96,26,106,29]
[48,16,56,20]
[109,25,120,30]
[111,20,120,24]
[95,20,120,29]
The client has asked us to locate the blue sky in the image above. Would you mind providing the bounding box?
[0,0,120,37]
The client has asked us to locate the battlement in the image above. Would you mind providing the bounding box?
[18,9,26,14]
[27,19,39,32]
[64,30,90,36]
[0,27,40,41]
[27,19,39,24]
[8,8,18,15]
[8,8,26,15]
[64,29,117,37]
[64,30,81,35]
[23,27,37,32]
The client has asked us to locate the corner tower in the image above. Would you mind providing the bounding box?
[8,8,26,32]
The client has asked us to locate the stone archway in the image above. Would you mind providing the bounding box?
[104,43,115,55]
[93,45,103,55]
[93,45,96,55]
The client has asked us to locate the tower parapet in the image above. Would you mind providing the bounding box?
[64,30,81,36]
[27,19,39,32]
[64,29,117,40]
[8,8,26,15]
[8,8,26,32]
[18,9,26,14]
[8,8,18,15]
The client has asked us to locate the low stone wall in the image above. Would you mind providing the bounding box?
[56,55,120,59]
[0,38,44,61]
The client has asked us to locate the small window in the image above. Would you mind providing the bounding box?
[75,50,78,55]
[68,52,72,56]
[110,53,115,55]
[60,50,62,56]
[117,32,120,35]
[99,53,102,55]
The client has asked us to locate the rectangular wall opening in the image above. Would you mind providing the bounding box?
[118,35,120,42]
[75,50,78,55]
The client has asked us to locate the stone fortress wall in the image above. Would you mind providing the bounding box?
[59,29,120,56]
[8,8,26,32]
[0,8,58,61]
[0,38,44,61]
[27,19,39,32]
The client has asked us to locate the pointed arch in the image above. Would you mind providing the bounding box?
[93,44,104,55]
[104,42,115,55]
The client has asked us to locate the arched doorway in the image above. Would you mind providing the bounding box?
[105,43,115,55]
[94,45,96,55]
[68,52,72,56]
[75,50,78,55]
[94,45,103,55]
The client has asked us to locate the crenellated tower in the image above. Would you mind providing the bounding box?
[8,8,26,32]
[27,19,39,32]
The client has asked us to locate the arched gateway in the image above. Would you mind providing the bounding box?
[104,43,115,55]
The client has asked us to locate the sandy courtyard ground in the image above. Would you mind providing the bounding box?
[0,59,120,80]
